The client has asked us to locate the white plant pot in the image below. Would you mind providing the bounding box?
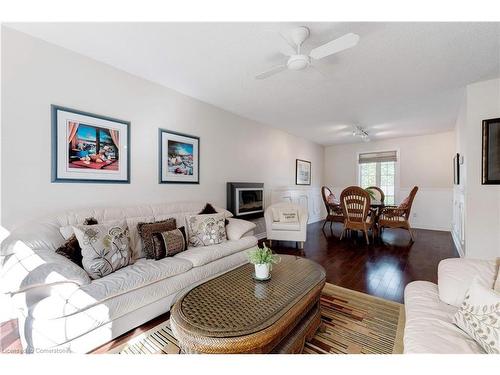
[254,263,270,280]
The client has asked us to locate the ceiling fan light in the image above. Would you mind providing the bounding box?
[287,55,309,71]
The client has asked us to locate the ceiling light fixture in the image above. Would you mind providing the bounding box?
[352,125,370,142]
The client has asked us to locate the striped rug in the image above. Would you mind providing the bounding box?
[108,283,405,354]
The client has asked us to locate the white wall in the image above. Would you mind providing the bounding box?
[324,131,456,231]
[454,78,500,260]
[1,28,324,230]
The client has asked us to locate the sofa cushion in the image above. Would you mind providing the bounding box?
[438,258,498,307]
[271,222,301,231]
[175,236,257,267]
[404,281,485,353]
[26,252,247,348]
[29,257,193,320]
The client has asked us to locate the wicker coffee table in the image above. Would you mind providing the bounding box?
[170,255,326,354]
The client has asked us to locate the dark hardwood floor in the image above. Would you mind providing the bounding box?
[268,220,459,304]
[1,221,458,353]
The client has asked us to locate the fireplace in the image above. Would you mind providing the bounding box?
[227,182,264,218]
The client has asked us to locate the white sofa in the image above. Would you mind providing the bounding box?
[0,201,257,353]
[264,203,308,249]
[404,257,498,353]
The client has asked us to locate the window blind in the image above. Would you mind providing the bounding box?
[358,150,397,164]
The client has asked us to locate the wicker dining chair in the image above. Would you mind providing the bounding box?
[339,186,376,245]
[378,186,418,243]
[320,186,344,231]
[366,186,385,204]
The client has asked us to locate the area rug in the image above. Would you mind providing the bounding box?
[108,283,405,354]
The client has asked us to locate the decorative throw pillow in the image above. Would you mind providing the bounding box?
[151,226,187,260]
[186,213,227,247]
[453,278,500,354]
[279,209,299,223]
[137,218,177,259]
[126,216,155,260]
[225,218,256,240]
[199,203,229,226]
[59,217,99,240]
[56,217,98,268]
[73,220,131,279]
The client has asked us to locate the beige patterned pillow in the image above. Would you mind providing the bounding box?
[126,216,155,260]
[185,213,227,247]
[73,220,131,280]
[453,278,500,354]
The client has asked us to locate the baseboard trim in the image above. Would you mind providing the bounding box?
[411,223,451,232]
[308,216,323,224]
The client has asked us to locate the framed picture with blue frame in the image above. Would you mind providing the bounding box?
[51,105,130,183]
[159,128,200,184]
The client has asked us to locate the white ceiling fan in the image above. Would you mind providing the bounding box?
[255,26,360,80]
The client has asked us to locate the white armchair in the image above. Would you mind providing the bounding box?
[264,203,308,249]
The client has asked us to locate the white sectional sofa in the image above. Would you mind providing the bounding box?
[0,201,257,353]
[404,257,498,353]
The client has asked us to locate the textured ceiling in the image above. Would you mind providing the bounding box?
[7,22,500,145]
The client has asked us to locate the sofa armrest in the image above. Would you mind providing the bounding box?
[299,209,309,228]
[0,240,91,295]
[438,258,498,307]
[264,207,274,234]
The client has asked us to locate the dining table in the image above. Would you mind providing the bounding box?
[327,199,384,210]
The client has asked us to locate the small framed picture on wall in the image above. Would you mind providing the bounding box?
[482,117,500,184]
[159,129,200,184]
[51,105,130,183]
[296,159,311,185]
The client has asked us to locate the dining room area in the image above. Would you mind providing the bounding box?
[321,184,419,245]
[271,131,460,303]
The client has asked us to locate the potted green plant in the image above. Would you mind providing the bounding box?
[247,244,280,280]
[364,187,376,199]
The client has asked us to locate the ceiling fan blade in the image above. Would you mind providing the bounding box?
[309,33,360,60]
[255,65,287,80]
[278,32,297,56]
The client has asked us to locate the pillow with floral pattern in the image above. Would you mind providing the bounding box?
[453,278,500,354]
[73,220,131,279]
[185,213,227,247]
